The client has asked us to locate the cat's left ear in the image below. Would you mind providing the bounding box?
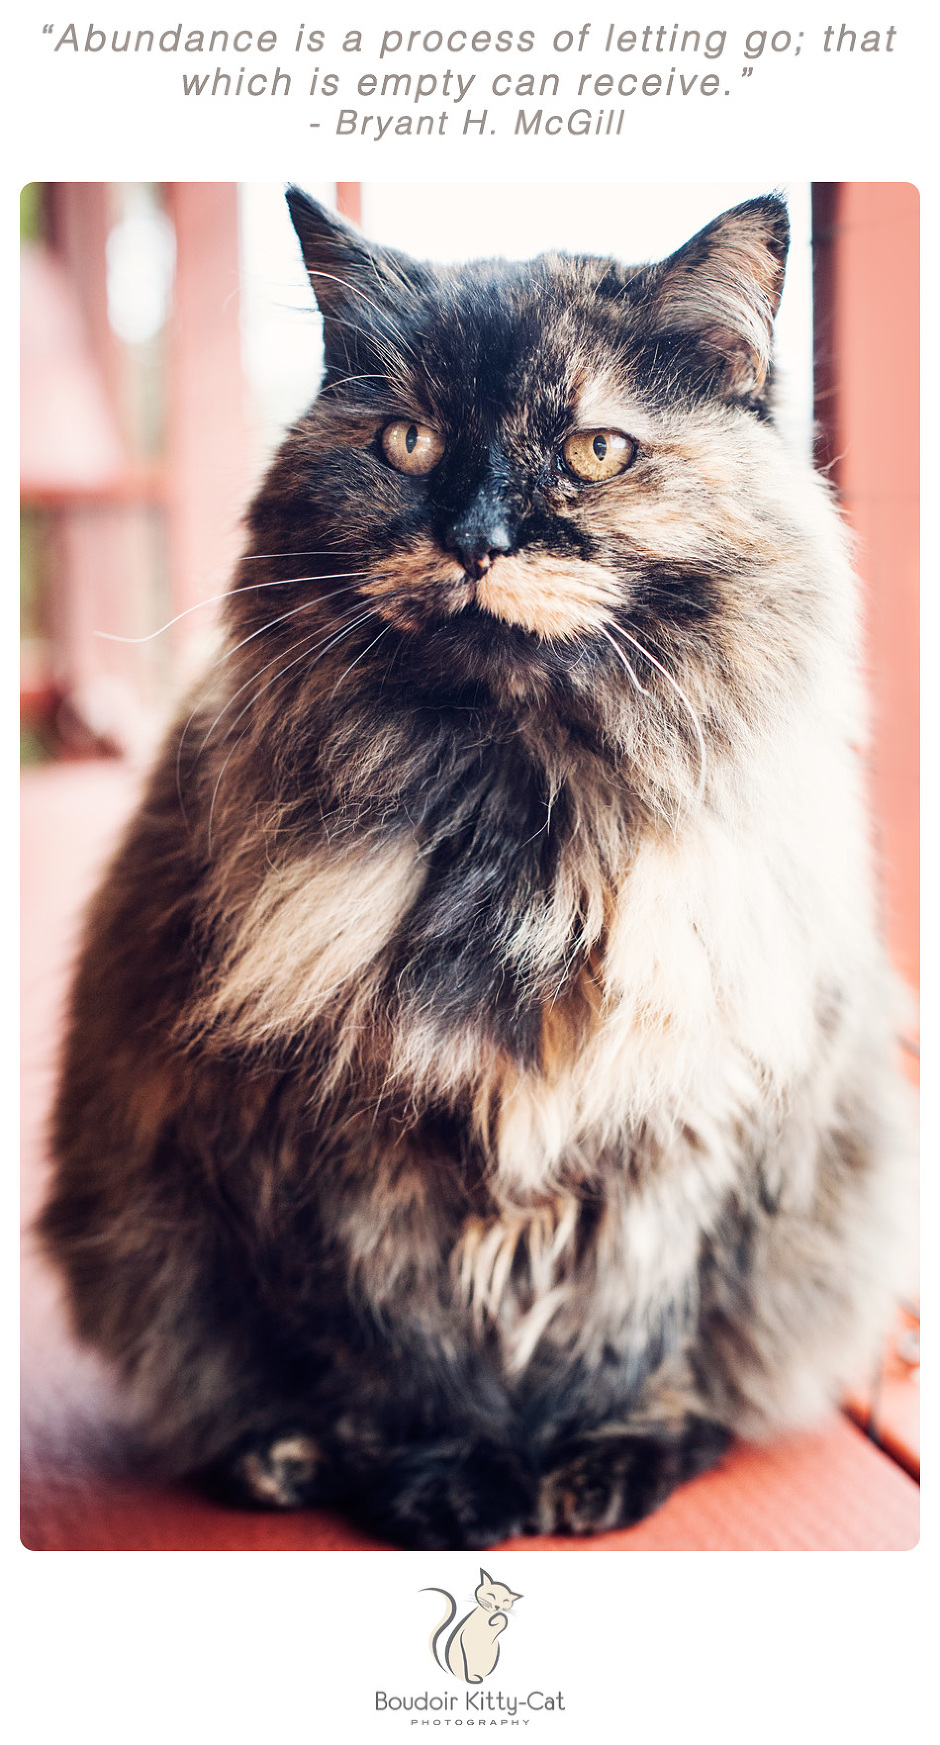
[646,195,789,399]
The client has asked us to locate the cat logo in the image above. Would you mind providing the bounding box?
[423,1570,523,1684]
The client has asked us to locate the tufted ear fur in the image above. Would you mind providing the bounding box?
[645,194,790,399]
[286,184,430,379]
[286,184,424,317]
[287,187,373,314]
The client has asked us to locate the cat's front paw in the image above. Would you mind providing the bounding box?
[364,1438,534,1551]
[535,1420,729,1536]
[210,1431,324,1510]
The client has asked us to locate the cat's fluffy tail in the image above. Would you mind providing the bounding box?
[422,1588,456,1673]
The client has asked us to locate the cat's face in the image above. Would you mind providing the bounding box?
[232,193,816,811]
[475,1571,522,1612]
[272,195,782,672]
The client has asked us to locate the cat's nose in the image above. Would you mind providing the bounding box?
[455,536,512,580]
[445,495,517,579]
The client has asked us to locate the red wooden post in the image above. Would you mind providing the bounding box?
[335,182,362,225]
[813,183,919,999]
[162,183,252,670]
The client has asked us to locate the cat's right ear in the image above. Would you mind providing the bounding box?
[285,186,419,322]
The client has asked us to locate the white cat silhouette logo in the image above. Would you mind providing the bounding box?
[423,1570,523,1684]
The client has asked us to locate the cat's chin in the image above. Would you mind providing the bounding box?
[416,601,587,702]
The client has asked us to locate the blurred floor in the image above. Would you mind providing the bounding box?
[20,761,919,1552]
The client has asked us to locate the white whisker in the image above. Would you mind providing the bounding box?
[303,267,404,328]
[328,622,393,699]
[205,611,378,854]
[196,602,384,768]
[176,584,407,822]
[96,570,376,645]
[597,625,651,696]
[240,548,362,561]
[609,621,708,803]
[323,373,394,393]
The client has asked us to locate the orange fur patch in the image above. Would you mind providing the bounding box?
[361,537,621,645]
[362,537,467,630]
[475,552,619,641]
[362,537,465,600]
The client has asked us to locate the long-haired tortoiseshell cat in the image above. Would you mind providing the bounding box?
[41,189,912,1548]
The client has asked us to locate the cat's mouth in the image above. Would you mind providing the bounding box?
[366,544,619,646]
[472,551,619,641]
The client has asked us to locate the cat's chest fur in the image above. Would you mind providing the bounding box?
[203,735,822,1393]
[205,724,821,1164]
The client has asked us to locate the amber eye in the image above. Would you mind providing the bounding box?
[561,429,636,482]
[381,419,445,475]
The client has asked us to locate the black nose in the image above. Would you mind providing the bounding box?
[445,491,517,579]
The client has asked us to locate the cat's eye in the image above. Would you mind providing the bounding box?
[561,428,636,483]
[381,419,445,475]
